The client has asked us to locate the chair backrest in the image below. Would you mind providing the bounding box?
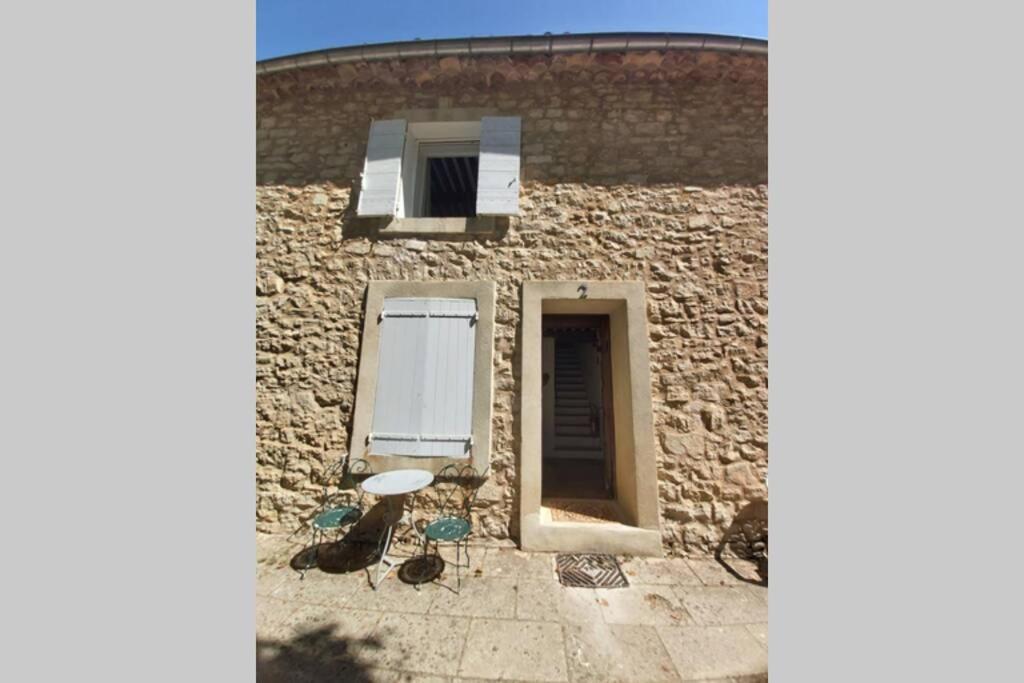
[339,457,373,491]
[322,456,374,508]
[431,463,489,519]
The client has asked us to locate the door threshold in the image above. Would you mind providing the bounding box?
[542,498,625,524]
[522,509,663,556]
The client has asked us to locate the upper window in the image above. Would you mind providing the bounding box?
[356,117,521,219]
[415,142,479,217]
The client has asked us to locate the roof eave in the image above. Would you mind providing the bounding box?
[256,32,767,76]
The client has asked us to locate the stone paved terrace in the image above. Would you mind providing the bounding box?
[257,535,768,682]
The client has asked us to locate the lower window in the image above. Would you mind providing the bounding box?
[349,281,496,474]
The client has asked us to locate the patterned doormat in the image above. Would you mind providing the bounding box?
[555,553,629,588]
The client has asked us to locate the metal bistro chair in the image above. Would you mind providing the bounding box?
[420,464,488,594]
[299,456,373,579]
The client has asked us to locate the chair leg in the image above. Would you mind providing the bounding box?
[456,540,461,595]
[301,527,319,580]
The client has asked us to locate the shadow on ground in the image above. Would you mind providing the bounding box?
[257,626,382,682]
[715,500,768,587]
[289,510,389,579]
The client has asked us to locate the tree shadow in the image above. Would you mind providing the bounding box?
[714,500,768,587]
[257,625,382,682]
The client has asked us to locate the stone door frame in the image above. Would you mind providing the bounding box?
[519,281,662,555]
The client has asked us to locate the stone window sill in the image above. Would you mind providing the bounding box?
[376,216,508,238]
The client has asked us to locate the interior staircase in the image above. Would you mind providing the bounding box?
[552,341,604,460]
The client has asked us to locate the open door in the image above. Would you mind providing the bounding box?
[541,315,615,500]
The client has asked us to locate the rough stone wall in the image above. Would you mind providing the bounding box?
[256,51,767,555]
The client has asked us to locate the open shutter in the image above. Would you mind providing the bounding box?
[476,116,521,216]
[370,297,477,457]
[356,119,406,217]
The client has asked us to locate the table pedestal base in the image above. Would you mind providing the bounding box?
[372,497,422,590]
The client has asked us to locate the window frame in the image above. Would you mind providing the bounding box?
[349,280,496,475]
[412,141,480,218]
[399,120,482,219]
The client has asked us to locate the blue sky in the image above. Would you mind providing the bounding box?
[257,0,767,61]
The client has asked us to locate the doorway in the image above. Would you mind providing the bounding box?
[541,315,615,500]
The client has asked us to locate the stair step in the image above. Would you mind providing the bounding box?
[556,415,591,426]
[555,408,590,416]
[556,426,596,436]
[550,449,605,460]
[554,436,603,449]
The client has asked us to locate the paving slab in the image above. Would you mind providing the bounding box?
[619,557,703,586]
[516,580,604,624]
[256,605,384,681]
[365,669,450,682]
[483,548,557,581]
[595,584,693,626]
[257,533,302,564]
[428,577,517,619]
[370,613,471,677]
[275,604,381,649]
[685,559,761,587]
[563,622,680,682]
[270,569,365,608]
[673,586,768,626]
[256,596,300,639]
[257,563,294,597]
[744,582,768,606]
[745,623,768,651]
[655,624,768,680]
[345,573,442,615]
[458,618,568,681]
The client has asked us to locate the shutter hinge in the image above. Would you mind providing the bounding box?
[380,310,477,320]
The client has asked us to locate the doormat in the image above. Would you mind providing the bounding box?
[556,553,629,588]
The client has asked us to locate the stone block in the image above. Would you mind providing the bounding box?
[662,431,705,459]
[655,624,767,679]
[458,619,568,681]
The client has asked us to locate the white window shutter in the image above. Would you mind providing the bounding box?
[476,116,521,216]
[370,298,477,457]
[356,119,406,217]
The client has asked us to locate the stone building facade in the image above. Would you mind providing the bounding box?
[256,34,767,556]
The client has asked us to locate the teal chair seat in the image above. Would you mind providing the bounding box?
[313,506,361,531]
[424,516,470,542]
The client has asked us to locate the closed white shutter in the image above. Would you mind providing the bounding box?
[370,297,477,457]
[476,116,521,216]
[356,119,407,217]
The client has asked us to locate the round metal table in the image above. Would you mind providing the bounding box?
[360,469,434,589]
